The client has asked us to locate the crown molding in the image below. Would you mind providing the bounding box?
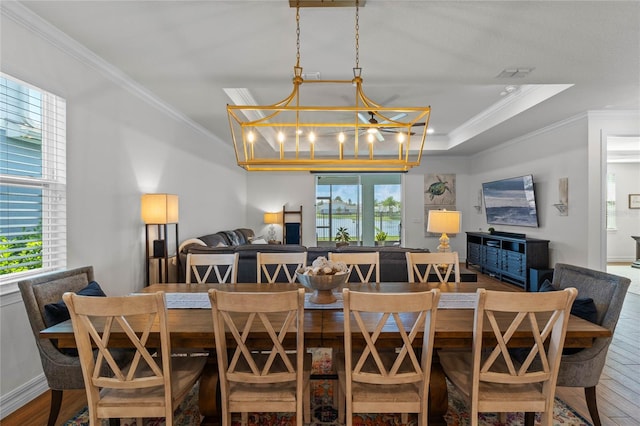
[1,1,226,145]
[472,112,588,159]
[447,84,574,149]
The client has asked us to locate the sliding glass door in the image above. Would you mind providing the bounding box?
[315,174,401,247]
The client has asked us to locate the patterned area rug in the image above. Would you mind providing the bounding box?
[65,349,592,426]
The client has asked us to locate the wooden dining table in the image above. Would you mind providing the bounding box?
[41,280,610,426]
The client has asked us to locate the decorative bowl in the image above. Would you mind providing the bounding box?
[296,272,349,304]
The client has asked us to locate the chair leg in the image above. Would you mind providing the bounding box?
[304,381,311,423]
[585,386,602,426]
[524,412,535,426]
[47,389,63,426]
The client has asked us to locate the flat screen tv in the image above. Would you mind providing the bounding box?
[482,175,539,228]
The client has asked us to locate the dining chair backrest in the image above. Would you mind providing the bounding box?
[551,263,630,426]
[18,266,105,426]
[328,252,380,283]
[439,287,577,426]
[208,288,307,425]
[256,251,307,283]
[406,251,460,284]
[186,252,239,283]
[339,288,440,426]
[63,291,206,425]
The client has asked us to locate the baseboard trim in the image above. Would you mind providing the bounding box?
[0,373,48,419]
[607,257,636,263]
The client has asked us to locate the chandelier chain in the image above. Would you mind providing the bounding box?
[296,2,301,68]
[355,0,360,69]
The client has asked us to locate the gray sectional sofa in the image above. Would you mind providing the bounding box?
[178,228,429,283]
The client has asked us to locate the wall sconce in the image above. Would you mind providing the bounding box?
[553,177,568,216]
[263,212,281,242]
[473,189,483,213]
[427,209,461,253]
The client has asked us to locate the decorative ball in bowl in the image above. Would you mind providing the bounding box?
[296,257,349,304]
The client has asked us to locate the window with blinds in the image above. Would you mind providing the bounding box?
[0,74,66,283]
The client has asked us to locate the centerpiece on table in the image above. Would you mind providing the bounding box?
[296,257,349,304]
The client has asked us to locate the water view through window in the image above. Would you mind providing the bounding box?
[315,174,401,247]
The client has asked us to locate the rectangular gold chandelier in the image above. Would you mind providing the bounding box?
[226,0,431,172]
[227,73,431,172]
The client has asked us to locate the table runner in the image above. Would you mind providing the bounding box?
[163,291,477,310]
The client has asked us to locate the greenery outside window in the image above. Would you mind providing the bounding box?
[315,174,401,247]
[0,74,67,284]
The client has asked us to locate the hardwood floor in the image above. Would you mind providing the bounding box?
[1,388,87,426]
[3,269,638,426]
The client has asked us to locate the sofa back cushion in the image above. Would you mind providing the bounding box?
[198,233,230,247]
[234,228,255,245]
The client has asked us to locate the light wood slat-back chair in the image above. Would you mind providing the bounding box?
[439,287,578,426]
[256,252,307,283]
[406,251,460,284]
[328,252,380,283]
[186,252,239,283]
[208,288,311,426]
[337,288,441,426]
[63,291,206,426]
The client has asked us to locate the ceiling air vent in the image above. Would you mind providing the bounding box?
[496,68,534,78]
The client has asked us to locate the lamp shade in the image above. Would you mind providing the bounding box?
[263,212,281,225]
[141,194,179,224]
[427,210,461,234]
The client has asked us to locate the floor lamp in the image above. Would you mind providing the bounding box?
[141,194,179,285]
[427,209,461,253]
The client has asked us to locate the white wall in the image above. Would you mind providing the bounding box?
[0,6,247,415]
[607,162,640,262]
[466,116,590,267]
[246,172,317,246]
[403,156,472,254]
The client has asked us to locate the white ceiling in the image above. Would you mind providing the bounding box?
[12,0,640,156]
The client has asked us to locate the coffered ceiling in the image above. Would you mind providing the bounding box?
[7,0,640,157]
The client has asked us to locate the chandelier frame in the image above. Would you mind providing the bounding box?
[226,1,431,172]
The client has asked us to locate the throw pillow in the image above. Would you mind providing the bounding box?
[538,279,558,293]
[537,279,597,323]
[43,281,106,328]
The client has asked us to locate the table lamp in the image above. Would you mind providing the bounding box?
[427,209,461,253]
[263,212,281,243]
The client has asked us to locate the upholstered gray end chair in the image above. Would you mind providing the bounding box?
[551,263,630,426]
[18,266,130,426]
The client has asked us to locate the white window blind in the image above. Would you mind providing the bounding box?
[0,74,67,283]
